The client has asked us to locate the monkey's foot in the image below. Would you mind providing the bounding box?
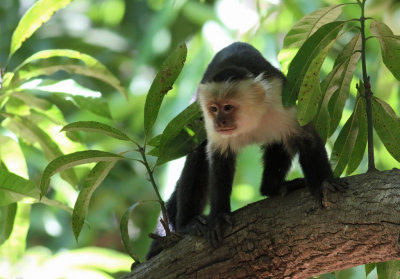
[148,231,183,250]
[203,213,233,248]
[181,213,233,247]
[323,177,348,192]
[321,178,348,208]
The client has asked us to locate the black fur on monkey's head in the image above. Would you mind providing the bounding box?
[200,42,285,84]
[210,66,253,83]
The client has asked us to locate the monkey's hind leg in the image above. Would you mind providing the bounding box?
[297,127,347,202]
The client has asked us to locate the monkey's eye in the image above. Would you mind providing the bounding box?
[209,106,218,113]
[223,104,233,112]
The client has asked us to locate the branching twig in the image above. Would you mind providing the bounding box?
[136,144,171,235]
[358,0,376,172]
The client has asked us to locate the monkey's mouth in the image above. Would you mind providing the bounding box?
[216,127,236,134]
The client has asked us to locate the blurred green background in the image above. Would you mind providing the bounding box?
[0,0,399,278]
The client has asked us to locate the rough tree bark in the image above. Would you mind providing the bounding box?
[123,169,400,279]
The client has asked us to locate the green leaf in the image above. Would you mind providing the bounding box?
[279,4,344,73]
[282,21,345,107]
[3,115,79,186]
[0,168,40,205]
[0,203,17,245]
[120,202,142,262]
[327,33,362,136]
[377,261,400,279]
[40,150,124,198]
[372,97,400,162]
[370,20,400,81]
[314,33,361,141]
[365,263,376,277]
[346,97,367,175]
[297,40,335,125]
[330,99,364,176]
[62,121,131,142]
[144,43,187,136]
[72,161,117,241]
[9,0,72,57]
[156,102,205,165]
[11,49,127,98]
[147,134,162,147]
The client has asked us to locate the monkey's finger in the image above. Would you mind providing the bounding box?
[194,222,207,236]
[196,215,208,225]
[207,229,217,248]
[323,179,348,192]
[215,222,224,245]
[222,213,234,227]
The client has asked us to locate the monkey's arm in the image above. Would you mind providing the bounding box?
[205,149,236,247]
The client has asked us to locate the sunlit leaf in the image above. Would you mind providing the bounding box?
[20,79,113,119]
[120,202,142,262]
[72,161,117,241]
[40,150,124,198]
[144,43,187,136]
[0,169,40,206]
[9,0,72,57]
[283,21,345,107]
[51,247,131,273]
[3,115,78,186]
[12,91,53,111]
[0,135,28,178]
[62,121,132,142]
[279,4,344,73]
[11,49,127,98]
[0,203,17,245]
[370,20,400,81]
[372,97,400,162]
[156,102,205,165]
[297,41,335,125]
[0,203,30,262]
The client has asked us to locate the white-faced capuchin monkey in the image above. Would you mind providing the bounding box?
[146,42,346,260]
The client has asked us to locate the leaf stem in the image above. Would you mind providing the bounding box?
[137,144,171,235]
[359,0,376,172]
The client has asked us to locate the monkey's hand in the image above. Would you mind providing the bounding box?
[148,231,183,250]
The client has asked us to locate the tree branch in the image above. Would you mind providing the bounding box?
[123,169,400,279]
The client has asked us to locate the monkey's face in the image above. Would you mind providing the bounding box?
[198,79,268,139]
[206,101,238,135]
